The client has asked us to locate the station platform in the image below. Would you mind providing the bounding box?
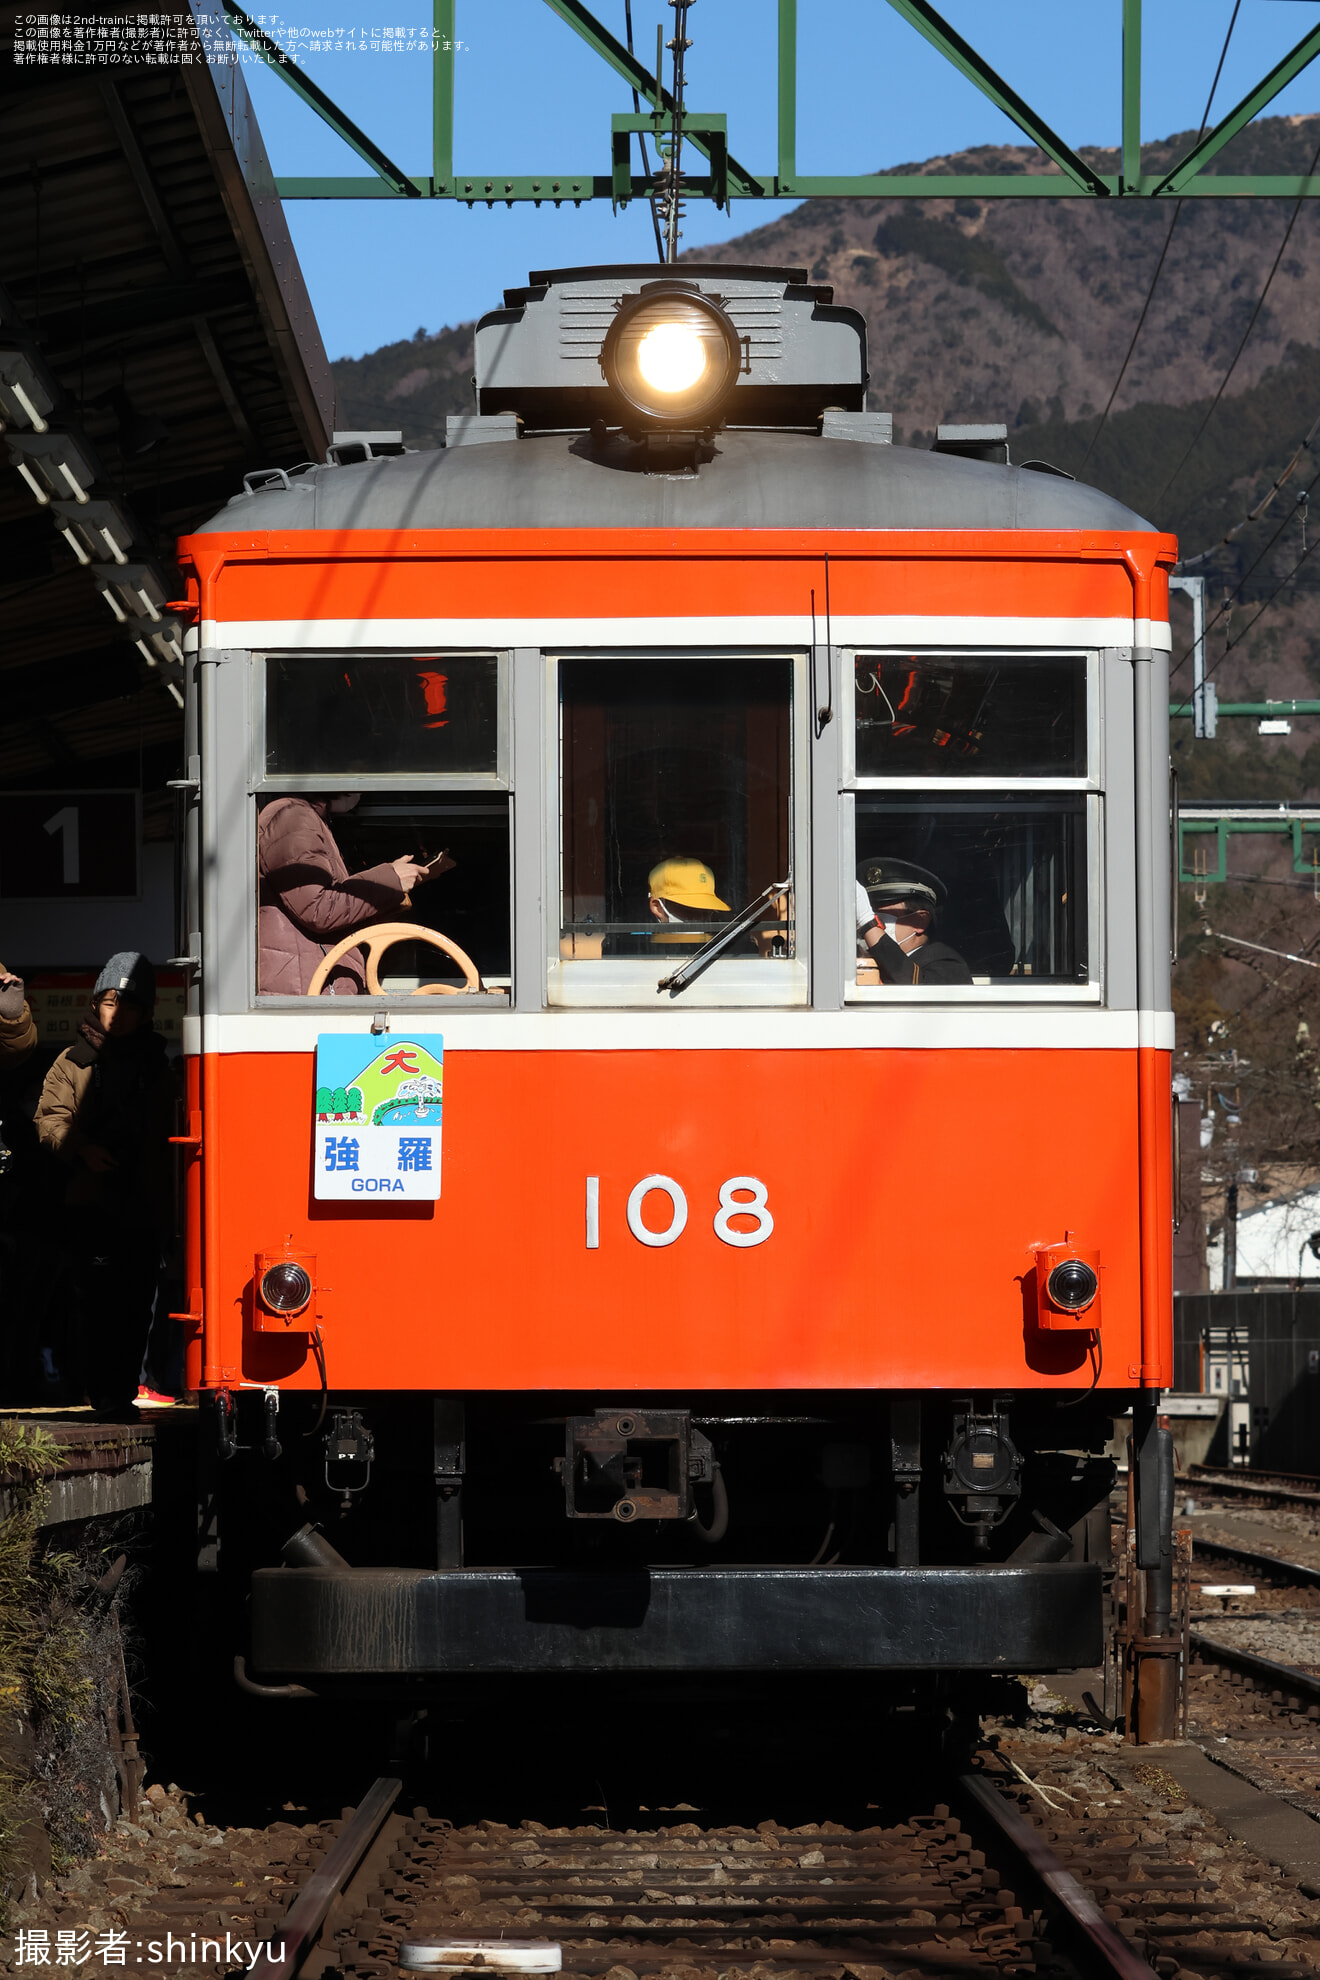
[0,1407,194,1529]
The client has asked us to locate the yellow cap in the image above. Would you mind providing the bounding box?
[648,857,729,912]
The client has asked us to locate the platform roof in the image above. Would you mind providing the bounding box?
[0,1,335,819]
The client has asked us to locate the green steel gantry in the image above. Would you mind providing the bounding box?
[220,0,1320,206]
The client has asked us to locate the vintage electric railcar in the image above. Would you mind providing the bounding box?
[174,264,1176,1688]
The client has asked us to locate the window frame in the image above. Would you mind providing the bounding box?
[544,646,811,1010]
[841,646,1104,1006]
[843,647,1100,793]
[249,646,513,1009]
[250,648,510,791]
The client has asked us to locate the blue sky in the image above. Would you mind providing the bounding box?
[228,1,1320,359]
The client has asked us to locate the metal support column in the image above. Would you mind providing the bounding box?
[1121,0,1141,193]
[434,1399,465,1569]
[890,1398,921,1567]
[433,0,454,192]
[1130,1401,1178,1742]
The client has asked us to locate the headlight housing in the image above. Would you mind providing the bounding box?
[599,282,741,430]
[259,1260,312,1316]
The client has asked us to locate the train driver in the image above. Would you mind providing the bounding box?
[258,794,431,995]
[855,857,972,986]
[647,858,730,946]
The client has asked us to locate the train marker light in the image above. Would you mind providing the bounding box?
[600,282,741,429]
[254,1249,316,1329]
[1033,1235,1101,1330]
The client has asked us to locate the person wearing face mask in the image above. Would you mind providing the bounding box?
[646,858,730,946]
[855,857,972,986]
[257,794,431,994]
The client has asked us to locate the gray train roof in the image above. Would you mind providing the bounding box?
[193,430,1153,536]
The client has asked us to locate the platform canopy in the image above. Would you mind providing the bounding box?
[0,0,334,818]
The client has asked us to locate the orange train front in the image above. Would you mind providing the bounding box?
[174,264,1176,1684]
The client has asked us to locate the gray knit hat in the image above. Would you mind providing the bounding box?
[92,951,156,1011]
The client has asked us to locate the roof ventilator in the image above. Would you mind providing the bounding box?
[932,423,1009,465]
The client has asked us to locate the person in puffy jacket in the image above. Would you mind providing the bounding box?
[35,952,174,1417]
[257,795,429,994]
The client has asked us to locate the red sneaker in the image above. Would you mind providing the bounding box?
[134,1387,177,1408]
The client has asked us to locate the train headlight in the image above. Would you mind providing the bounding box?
[600,284,741,428]
[259,1261,312,1315]
[1046,1258,1099,1312]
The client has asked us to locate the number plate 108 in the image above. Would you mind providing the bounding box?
[585,1175,773,1250]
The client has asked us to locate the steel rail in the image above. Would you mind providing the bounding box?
[1187,1468,1320,1509]
[1190,1630,1320,1705]
[259,1776,402,1980]
[959,1771,1157,1980]
[1193,1536,1320,1589]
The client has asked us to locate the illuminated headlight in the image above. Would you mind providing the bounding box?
[260,1261,312,1315]
[1046,1258,1098,1312]
[600,282,741,428]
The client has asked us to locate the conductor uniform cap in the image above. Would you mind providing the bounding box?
[648,858,729,913]
[857,857,946,911]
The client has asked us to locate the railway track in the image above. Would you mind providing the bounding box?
[1188,1468,1320,1512]
[237,1762,1320,1980]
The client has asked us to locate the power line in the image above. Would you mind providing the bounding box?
[1078,0,1241,475]
[1179,402,1320,568]
[1170,456,1320,680]
[1156,123,1320,507]
[1171,512,1320,718]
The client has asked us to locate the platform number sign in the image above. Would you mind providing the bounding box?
[314,1034,444,1200]
[0,792,139,899]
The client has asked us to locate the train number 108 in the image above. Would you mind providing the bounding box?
[585,1174,774,1251]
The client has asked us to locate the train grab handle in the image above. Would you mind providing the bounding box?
[306,922,483,996]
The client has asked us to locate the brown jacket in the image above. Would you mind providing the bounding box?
[0,1002,37,1071]
[35,1028,174,1231]
[257,796,406,995]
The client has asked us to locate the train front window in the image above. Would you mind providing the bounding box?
[554,654,802,1008]
[854,796,1088,989]
[265,653,499,776]
[854,654,1085,778]
[256,791,510,999]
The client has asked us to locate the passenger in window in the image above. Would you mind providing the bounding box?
[647,858,730,947]
[855,858,972,986]
[258,794,431,995]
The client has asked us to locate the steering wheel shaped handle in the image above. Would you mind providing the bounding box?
[306,923,484,997]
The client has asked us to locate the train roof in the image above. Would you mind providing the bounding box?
[193,429,1153,536]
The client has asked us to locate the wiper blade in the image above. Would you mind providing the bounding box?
[657,879,791,998]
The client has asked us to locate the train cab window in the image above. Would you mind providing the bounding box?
[256,791,509,999]
[853,795,1088,991]
[854,654,1086,779]
[265,653,500,777]
[553,654,803,1008]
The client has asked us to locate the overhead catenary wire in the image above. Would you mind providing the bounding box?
[1157,120,1320,507]
[1169,453,1320,682]
[623,0,664,263]
[1179,403,1320,568]
[1078,1,1242,476]
[1171,515,1320,718]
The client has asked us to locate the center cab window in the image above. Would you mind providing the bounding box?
[848,652,1095,998]
[553,654,803,1007]
[256,653,509,1001]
